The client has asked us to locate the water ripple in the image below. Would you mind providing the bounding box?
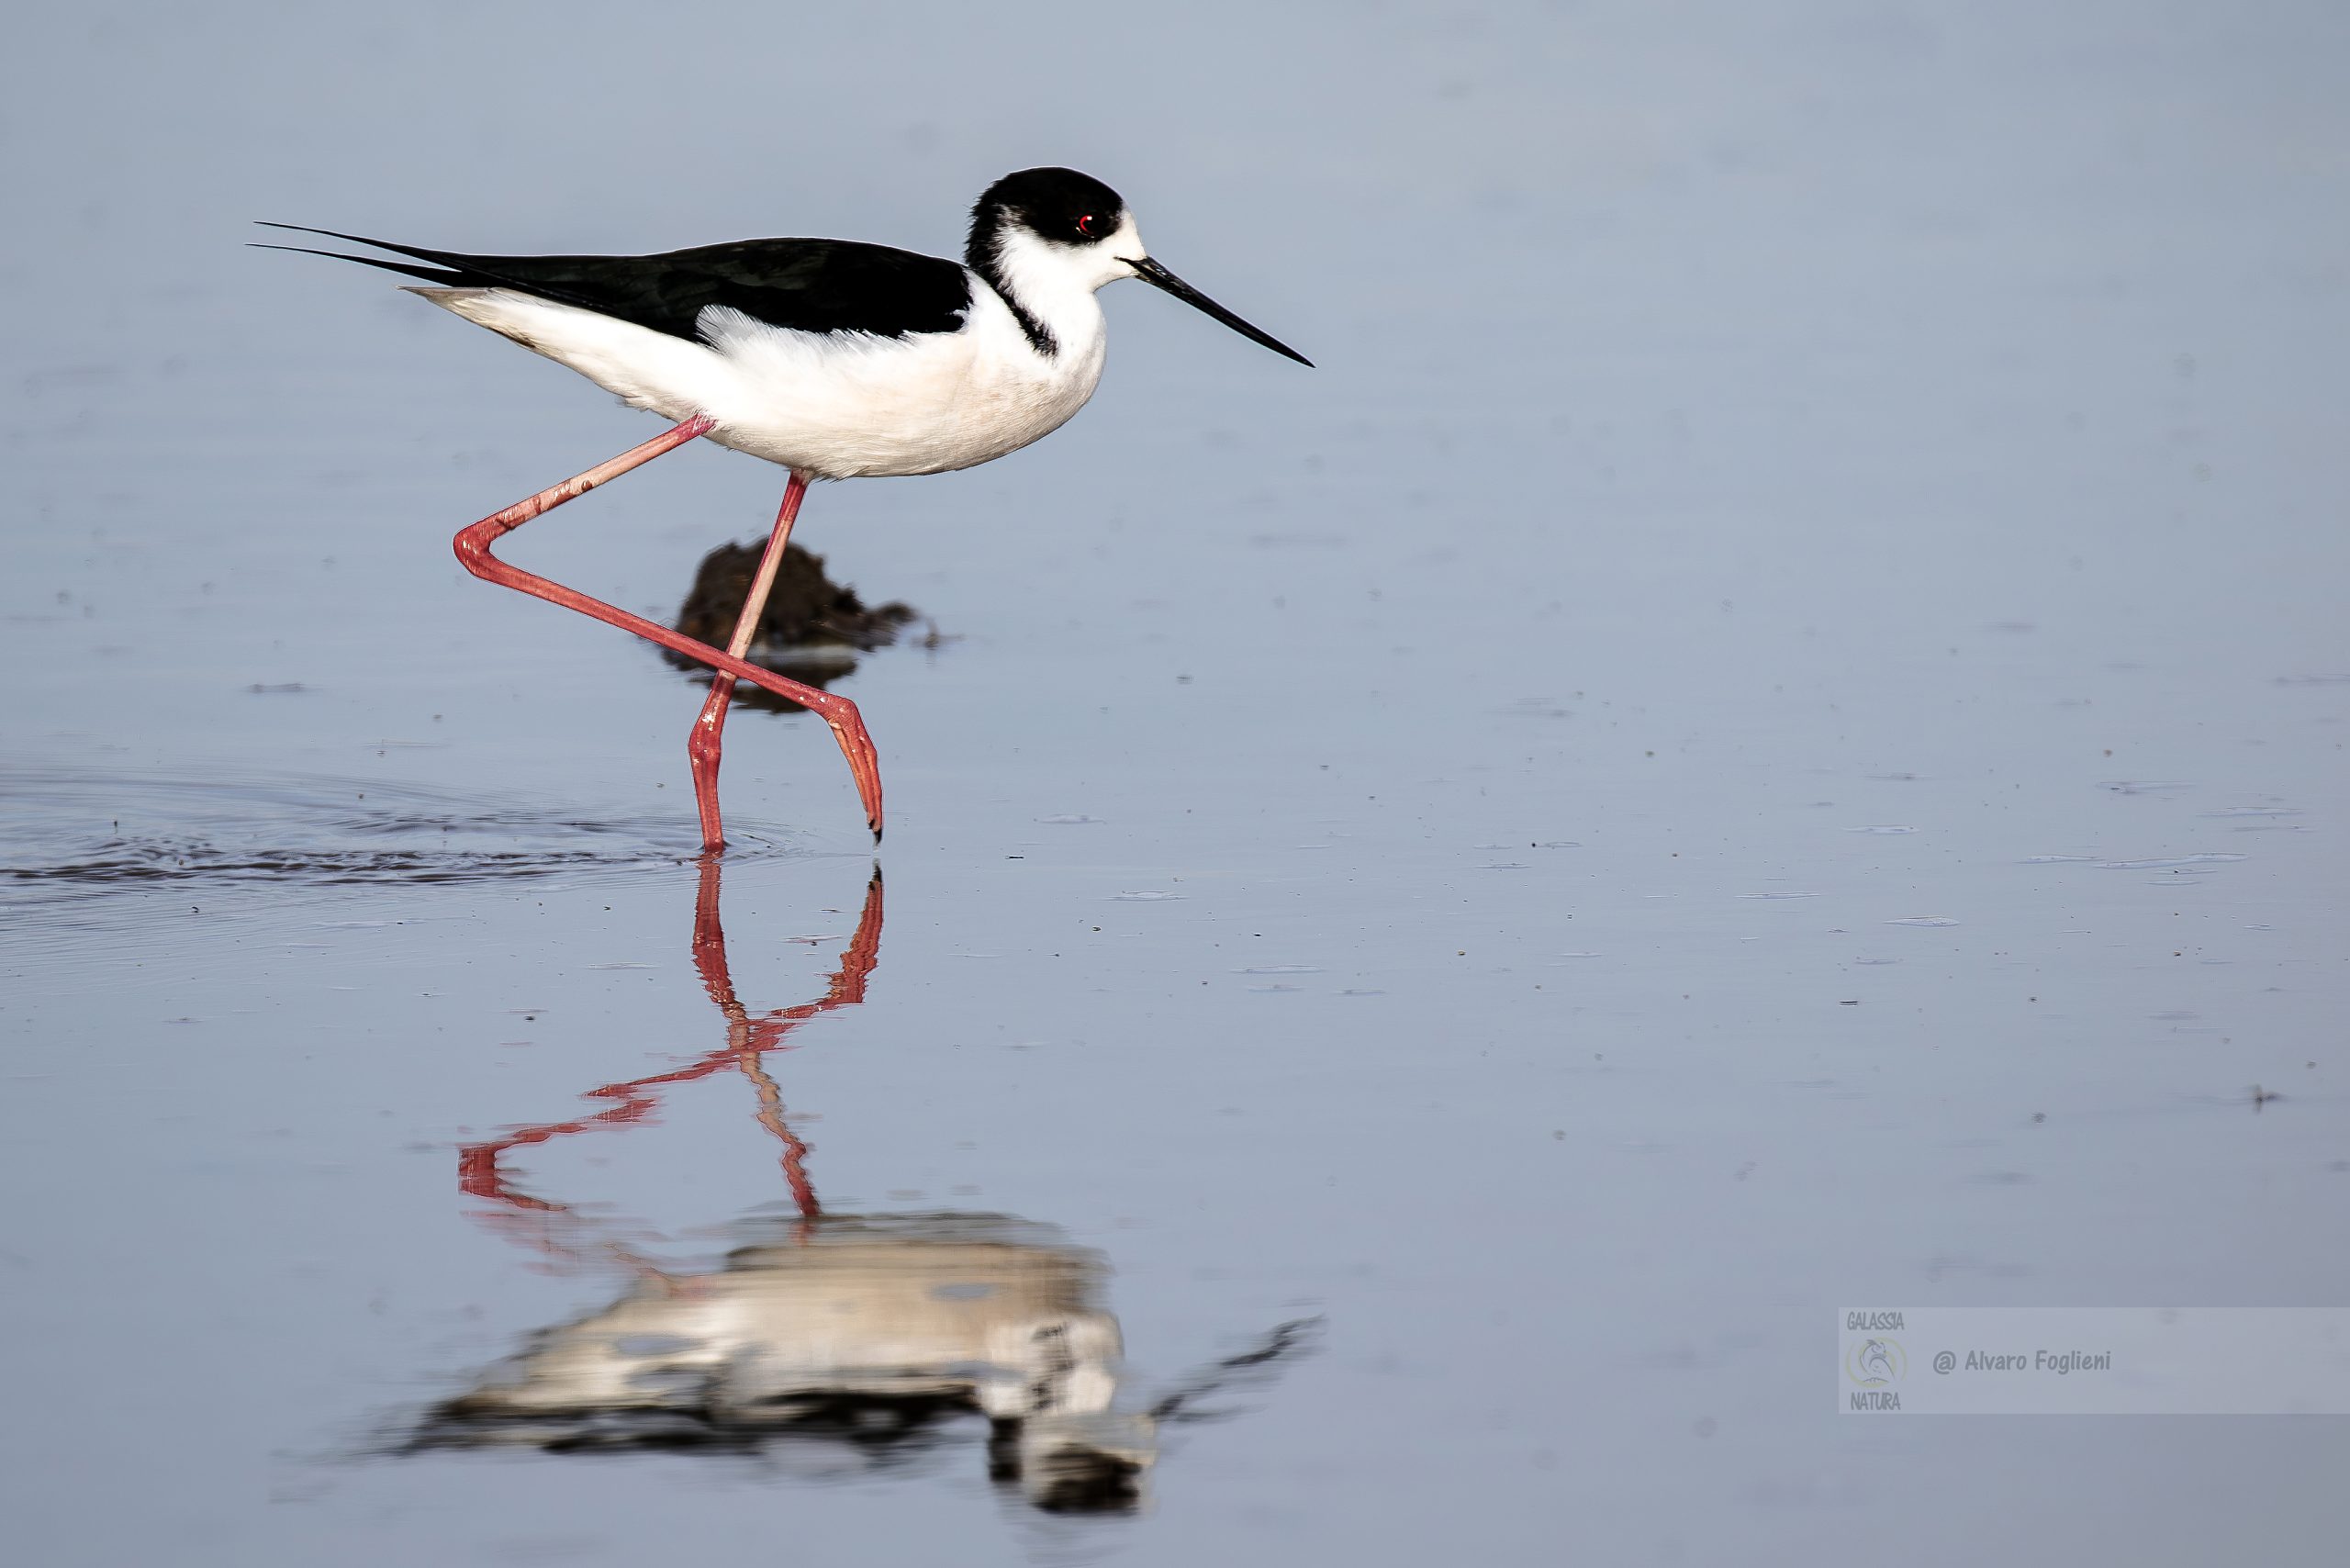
[0,764,789,913]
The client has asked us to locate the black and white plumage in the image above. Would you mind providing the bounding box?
[260,167,1310,480]
[256,167,1308,849]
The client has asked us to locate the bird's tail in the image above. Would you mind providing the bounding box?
[250,222,476,286]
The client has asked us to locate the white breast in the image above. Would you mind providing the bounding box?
[416,274,1110,481]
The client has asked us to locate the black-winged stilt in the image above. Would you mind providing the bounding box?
[260,167,1310,847]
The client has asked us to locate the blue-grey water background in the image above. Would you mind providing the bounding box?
[5,1,2347,1562]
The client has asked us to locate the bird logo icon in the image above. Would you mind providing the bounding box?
[1848,1337,1907,1386]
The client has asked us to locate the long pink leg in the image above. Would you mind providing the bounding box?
[687,472,809,850]
[451,418,882,841]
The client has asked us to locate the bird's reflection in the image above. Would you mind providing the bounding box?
[420,855,1311,1514]
[453,852,875,1246]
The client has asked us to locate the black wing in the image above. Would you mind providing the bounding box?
[255,224,975,342]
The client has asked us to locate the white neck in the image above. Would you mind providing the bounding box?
[975,214,1147,362]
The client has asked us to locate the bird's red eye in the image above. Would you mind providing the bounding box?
[1076,214,1094,237]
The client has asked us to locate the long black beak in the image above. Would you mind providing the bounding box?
[1129,256,1313,367]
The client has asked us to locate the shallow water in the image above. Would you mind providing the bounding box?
[6,3,2349,1562]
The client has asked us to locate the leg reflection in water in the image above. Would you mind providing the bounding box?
[455,852,878,1264]
[420,855,1314,1515]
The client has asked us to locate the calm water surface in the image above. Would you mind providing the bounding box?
[5,3,2348,1563]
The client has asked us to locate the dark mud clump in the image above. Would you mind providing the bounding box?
[669,541,919,709]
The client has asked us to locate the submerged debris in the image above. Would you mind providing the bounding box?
[668,540,919,708]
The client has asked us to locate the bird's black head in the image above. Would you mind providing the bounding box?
[967,167,1129,266]
[963,164,1314,369]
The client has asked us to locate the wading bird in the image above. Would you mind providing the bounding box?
[261,167,1310,846]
